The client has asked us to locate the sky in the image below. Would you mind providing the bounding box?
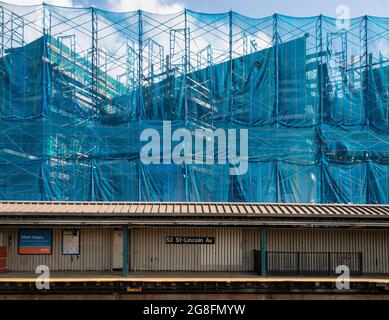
[1,0,389,17]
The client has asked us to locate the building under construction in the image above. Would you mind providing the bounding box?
[0,3,388,295]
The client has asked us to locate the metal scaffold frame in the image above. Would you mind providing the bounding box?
[0,3,388,204]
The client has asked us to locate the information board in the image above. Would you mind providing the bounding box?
[19,229,52,255]
[62,230,80,255]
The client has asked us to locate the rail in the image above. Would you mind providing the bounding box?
[254,250,363,276]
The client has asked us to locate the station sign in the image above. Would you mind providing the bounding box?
[19,229,52,255]
[166,236,215,244]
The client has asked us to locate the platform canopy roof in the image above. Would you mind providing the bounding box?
[0,201,389,227]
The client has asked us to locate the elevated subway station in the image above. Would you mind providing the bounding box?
[1,202,389,278]
[1,2,389,298]
[1,202,389,295]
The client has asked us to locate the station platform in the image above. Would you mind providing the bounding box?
[0,271,389,284]
[0,271,389,296]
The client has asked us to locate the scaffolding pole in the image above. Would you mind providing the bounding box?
[138,9,143,201]
[273,13,279,202]
[9,11,24,116]
[90,7,98,201]
[229,10,233,121]
[316,14,324,203]
[360,15,369,125]
[273,13,279,124]
[184,8,188,202]
[91,8,98,110]
[42,3,48,116]
[0,6,4,58]
[0,6,4,106]
[243,32,247,56]
[126,38,136,91]
[360,15,369,203]
[196,44,212,69]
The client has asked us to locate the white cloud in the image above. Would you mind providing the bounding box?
[105,0,184,14]
[0,0,73,6]
[0,0,184,13]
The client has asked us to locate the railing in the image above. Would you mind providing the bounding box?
[254,250,362,276]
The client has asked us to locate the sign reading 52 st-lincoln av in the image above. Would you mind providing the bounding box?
[166,236,215,244]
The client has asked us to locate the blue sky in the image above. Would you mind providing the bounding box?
[161,0,389,17]
[4,0,389,17]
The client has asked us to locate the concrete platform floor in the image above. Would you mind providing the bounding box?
[0,271,389,283]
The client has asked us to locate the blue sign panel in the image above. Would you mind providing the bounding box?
[19,229,52,255]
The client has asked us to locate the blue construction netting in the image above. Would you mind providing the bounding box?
[0,2,388,203]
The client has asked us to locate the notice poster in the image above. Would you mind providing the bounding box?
[62,230,80,255]
[19,229,52,255]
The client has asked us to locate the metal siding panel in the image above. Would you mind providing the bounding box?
[6,226,389,274]
[150,229,158,270]
[369,230,376,274]
[229,229,233,271]
[363,230,370,273]
[242,228,258,271]
[134,228,139,271]
[380,231,386,274]
[268,228,389,274]
[149,228,154,271]
[5,228,112,272]
[132,229,136,271]
[383,231,387,274]
[131,227,257,272]
[227,229,230,271]
[131,228,135,271]
[147,228,151,271]
[370,230,376,274]
[129,229,133,271]
[375,231,380,273]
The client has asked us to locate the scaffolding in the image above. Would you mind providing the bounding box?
[0,3,389,203]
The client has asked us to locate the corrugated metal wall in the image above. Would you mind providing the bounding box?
[4,228,113,272]
[130,227,260,271]
[267,228,389,274]
[2,226,389,274]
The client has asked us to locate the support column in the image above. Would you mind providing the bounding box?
[122,226,129,276]
[260,226,267,276]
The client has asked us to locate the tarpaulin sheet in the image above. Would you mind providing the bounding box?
[0,4,388,203]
